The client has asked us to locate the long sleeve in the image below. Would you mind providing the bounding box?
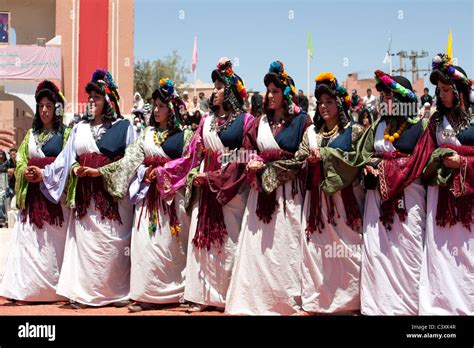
[40,125,78,204]
[260,129,311,194]
[14,129,31,209]
[129,164,149,204]
[318,124,365,194]
[98,130,146,199]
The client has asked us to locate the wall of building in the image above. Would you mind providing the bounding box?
[0,91,33,148]
[0,0,56,45]
[342,72,425,101]
[55,0,134,116]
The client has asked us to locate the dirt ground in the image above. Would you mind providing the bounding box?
[0,297,225,316]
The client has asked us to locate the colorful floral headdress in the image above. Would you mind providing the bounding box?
[216,57,248,100]
[314,72,351,110]
[374,70,417,102]
[268,60,298,107]
[157,78,186,125]
[89,68,121,119]
[431,53,472,87]
[35,80,67,108]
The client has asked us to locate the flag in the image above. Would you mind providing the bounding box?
[446,29,453,59]
[383,33,392,64]
[307,32,313,59]
[191,35,198,73]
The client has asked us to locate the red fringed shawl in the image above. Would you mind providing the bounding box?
[75,153,122,223]
[137,156,180,233]
[255,149,297,223]
[23,157,64,229]
[305,161,362,239]
[435,144,474,230]
[192,149,228,250]
[375,126,436,230]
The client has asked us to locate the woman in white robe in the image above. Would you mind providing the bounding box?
[225,61,311,315]
[31,70,136,308]
[87,79,194,311]
[359,70,430,315]
[183,58,253,311]
[0,81,71,303]
[419,55,474,315]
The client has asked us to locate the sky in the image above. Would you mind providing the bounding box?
[134,0,474,94]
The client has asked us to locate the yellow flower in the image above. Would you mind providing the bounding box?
[315,72,336,82]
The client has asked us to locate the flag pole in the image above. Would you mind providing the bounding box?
[307,49,310,99]
[194,67,197,98]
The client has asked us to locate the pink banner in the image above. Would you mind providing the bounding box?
[0,45,61,80]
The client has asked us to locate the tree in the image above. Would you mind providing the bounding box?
[134,50,188,101]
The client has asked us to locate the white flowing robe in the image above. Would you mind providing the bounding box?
[419,116,474,315]
[40,120,136,306]
[128,128,190,304]
[225,115,304,315]
[184,114,249,308]
[0,130,69,302]
[360,120,426,315]
[301,124,364,313]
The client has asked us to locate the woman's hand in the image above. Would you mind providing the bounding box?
[80,167,102,177]
[0,129,15,148]
[246,160,264,174]
[193,173,207,187]
[25,166,42,183]
[143,166,157,184]
[443,154,463,169]
[307,149,321,165]
[363,165,379,177]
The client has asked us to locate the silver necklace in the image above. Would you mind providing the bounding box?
[210,111,239,133]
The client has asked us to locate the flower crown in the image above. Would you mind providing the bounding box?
[374,70,417,102]
[89,68,121,118]
[159,78,186,122]
[217,57,248,100]
[35,80,67,107]
[268,60,297,106]
[431,53,472,87]
[315,72,351,109]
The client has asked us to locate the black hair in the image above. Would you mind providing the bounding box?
[430,66,471,116]
[149,88,180,132]
[85,81,122,121]
[33,89,65,133]
[313,88,350,133]
[210,69,244,113]
[263,72,298,124]
[358,108,373,126]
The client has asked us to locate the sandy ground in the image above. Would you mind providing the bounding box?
[0,297,225,316]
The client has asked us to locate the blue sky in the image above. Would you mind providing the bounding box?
[135,0,473,93]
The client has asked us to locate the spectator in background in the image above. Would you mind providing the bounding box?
[198,92,209,113]
[0,150,6,222]
[182,91,191,111]
[189,110,201,131]
[418,102,433,120]
[350,89,364,121]
[358,108,373,129]
[420,87,433,107]
[189,95,201,115]
[132,109,146,136]
[362,88,376,113]
[250,91,263,117]
[143,97,153,125]
[132,92,144,111]
[296,89,309,112]
[5,148,16,198]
